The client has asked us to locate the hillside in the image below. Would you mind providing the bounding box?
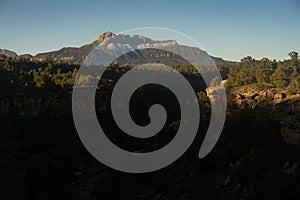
[0,49,17,58]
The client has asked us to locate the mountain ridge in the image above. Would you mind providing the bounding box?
[0,32,235,65]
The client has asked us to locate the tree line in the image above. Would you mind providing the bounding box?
[226,51,300,94]
[0,56,79,92]
[0,51,299,94]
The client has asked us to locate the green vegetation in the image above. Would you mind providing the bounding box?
[1,51,299,95]
[226,51,300,94]
[0,57,79,92]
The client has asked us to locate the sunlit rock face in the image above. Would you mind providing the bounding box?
[228,86,300,145]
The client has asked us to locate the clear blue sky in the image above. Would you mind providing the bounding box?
[0,0,299,61]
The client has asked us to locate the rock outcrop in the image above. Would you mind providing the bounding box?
[96,31,115,44]
[229,86,300,145]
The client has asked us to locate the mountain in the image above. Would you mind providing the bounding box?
[32,32,233,65]
[34,32,115,63]
[0,32,234,65]
[86,33,236,66]
[0,49,18,58]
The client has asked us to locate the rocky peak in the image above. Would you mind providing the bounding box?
[97,31,115,43]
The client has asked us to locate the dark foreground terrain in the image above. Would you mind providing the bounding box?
[1,80,300,200]
[1,53,300,199]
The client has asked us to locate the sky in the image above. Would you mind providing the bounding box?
[0,0,299,61]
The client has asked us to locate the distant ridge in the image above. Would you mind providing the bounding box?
[1,32,235,65]
[0,49,17,58]
[34,32,116,63]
